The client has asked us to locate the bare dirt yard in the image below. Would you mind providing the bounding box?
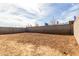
[0,33,78,56]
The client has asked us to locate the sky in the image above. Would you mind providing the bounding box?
[0,0,79,27]
[36,3,79,25]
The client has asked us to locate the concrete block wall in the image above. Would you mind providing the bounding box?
[0,24,74,35]
[0,27,26,34]
[27,24,73,35]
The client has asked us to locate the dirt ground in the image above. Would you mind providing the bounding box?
[0,33,78,56]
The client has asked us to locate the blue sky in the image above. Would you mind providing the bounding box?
[36,3,79,25]
[0,3,79,27]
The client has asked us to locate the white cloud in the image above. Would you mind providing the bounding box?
[0,3,39,27]
[0,0,44,27]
